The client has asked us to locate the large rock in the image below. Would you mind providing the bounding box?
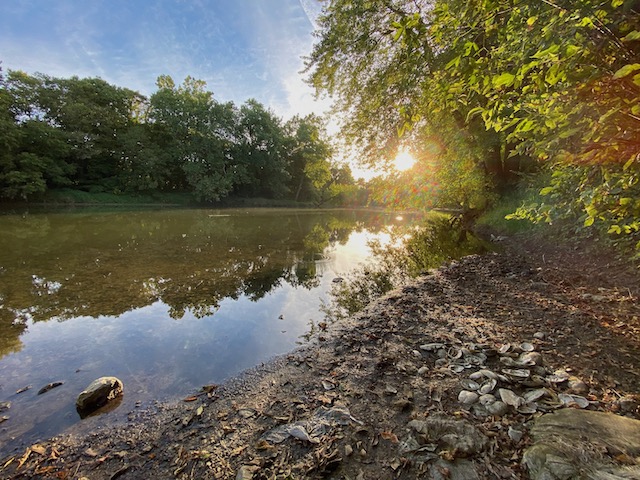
[523,409,640,479]
[76,376,123,417]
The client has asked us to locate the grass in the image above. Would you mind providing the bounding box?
[476,188,541,235]
[39,189,196,206]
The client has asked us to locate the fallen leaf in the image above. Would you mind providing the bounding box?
[183,396,198,402]
[31,444,46,455]
[380,431,399,443]
[231,445,247,456]
[17,449,31,470]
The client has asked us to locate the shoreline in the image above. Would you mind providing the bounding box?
[2,232,639,479]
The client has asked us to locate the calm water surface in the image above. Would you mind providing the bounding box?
[0,208,422,454]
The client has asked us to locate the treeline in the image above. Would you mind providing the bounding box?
[0,69,359,205]
[306,0,640,252]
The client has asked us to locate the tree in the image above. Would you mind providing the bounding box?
[149,76,241,201]
[234,99,289,198]
[306,0,640,249]
[0,70,75,199]
[304,0,498,211]
[284,114,333,202]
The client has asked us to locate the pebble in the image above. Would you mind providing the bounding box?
[567,377,588,394]
[458,390,479,404]
[486,401,509,416]
[479,393,497,406]
[417,366,429,375]
[533,332,546,340]
[618,395,639,413]
[508,426,524,442]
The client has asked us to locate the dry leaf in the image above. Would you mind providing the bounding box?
[17,449,31,470]
[183,396,198,402]
[380,431,399,443]
[31,444,46,455]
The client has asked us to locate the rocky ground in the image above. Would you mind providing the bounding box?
[1,229,639,479]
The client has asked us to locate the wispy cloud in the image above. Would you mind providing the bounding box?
[0,0,327,118]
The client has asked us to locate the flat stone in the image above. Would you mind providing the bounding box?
[523,409,640,479]
[408,414,487,455]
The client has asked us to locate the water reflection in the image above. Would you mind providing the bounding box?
[0,208,420,454]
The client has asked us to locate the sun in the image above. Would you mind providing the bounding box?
[393,150,416,172]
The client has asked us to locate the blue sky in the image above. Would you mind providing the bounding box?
[0,0,327,119]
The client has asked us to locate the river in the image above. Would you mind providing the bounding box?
[0,207,431,454]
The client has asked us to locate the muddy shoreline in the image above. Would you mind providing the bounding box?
[2,232,639,479]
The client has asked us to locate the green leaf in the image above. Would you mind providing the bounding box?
[540,186,554,195]
[623,156,636,171]
[565,44,581,56]
[613,64,640,79]
[608,224,622,234]
[578,17,595,28]
[526,16,538,27]
[623,30,640,42]
[493,72,515,88]
[584,216,595,227]
[532,44,560,59]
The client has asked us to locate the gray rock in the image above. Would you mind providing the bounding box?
[458,390,479,404]
[428,459,481,480]
[523,409,640,479]
[236,465,259,480]
[567,377,588,394]
[76,376,123,417]
[486,400,509,416]
[508,426,524,442]
[408,414,487,455]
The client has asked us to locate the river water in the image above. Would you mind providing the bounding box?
[0,207,432,454]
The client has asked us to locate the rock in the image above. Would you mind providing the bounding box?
[479,393,497,406]
[499,388,524,408]
[428,459,481,480]
[567,377,588,394]
[408,414,488,455]
[76,376,123,417]
[557,393,589,409]
[523,409,640,480]
[236,465,259,480]
[533,332,546,340]
[486,401,509,417]
[508,426,524,442]
[518,351,543,366]
[37,381,64,395]
[618,394,640,413]
[458,390,479,404]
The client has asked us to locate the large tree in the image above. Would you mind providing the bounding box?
[306,0,640,246]
[149,75,241,202]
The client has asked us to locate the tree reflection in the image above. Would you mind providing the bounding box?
[0,209,408,357]
[324,213,491,320]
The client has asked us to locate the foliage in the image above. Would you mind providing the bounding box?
[306,0,640,252]
[0,69,350,205]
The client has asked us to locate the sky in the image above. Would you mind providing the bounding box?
[0,0,328,120]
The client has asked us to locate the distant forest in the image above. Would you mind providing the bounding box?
[0,68,362,206]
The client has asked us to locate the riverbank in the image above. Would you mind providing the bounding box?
[1,228,639,479]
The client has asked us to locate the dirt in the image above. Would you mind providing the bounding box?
[1,229,639,479]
